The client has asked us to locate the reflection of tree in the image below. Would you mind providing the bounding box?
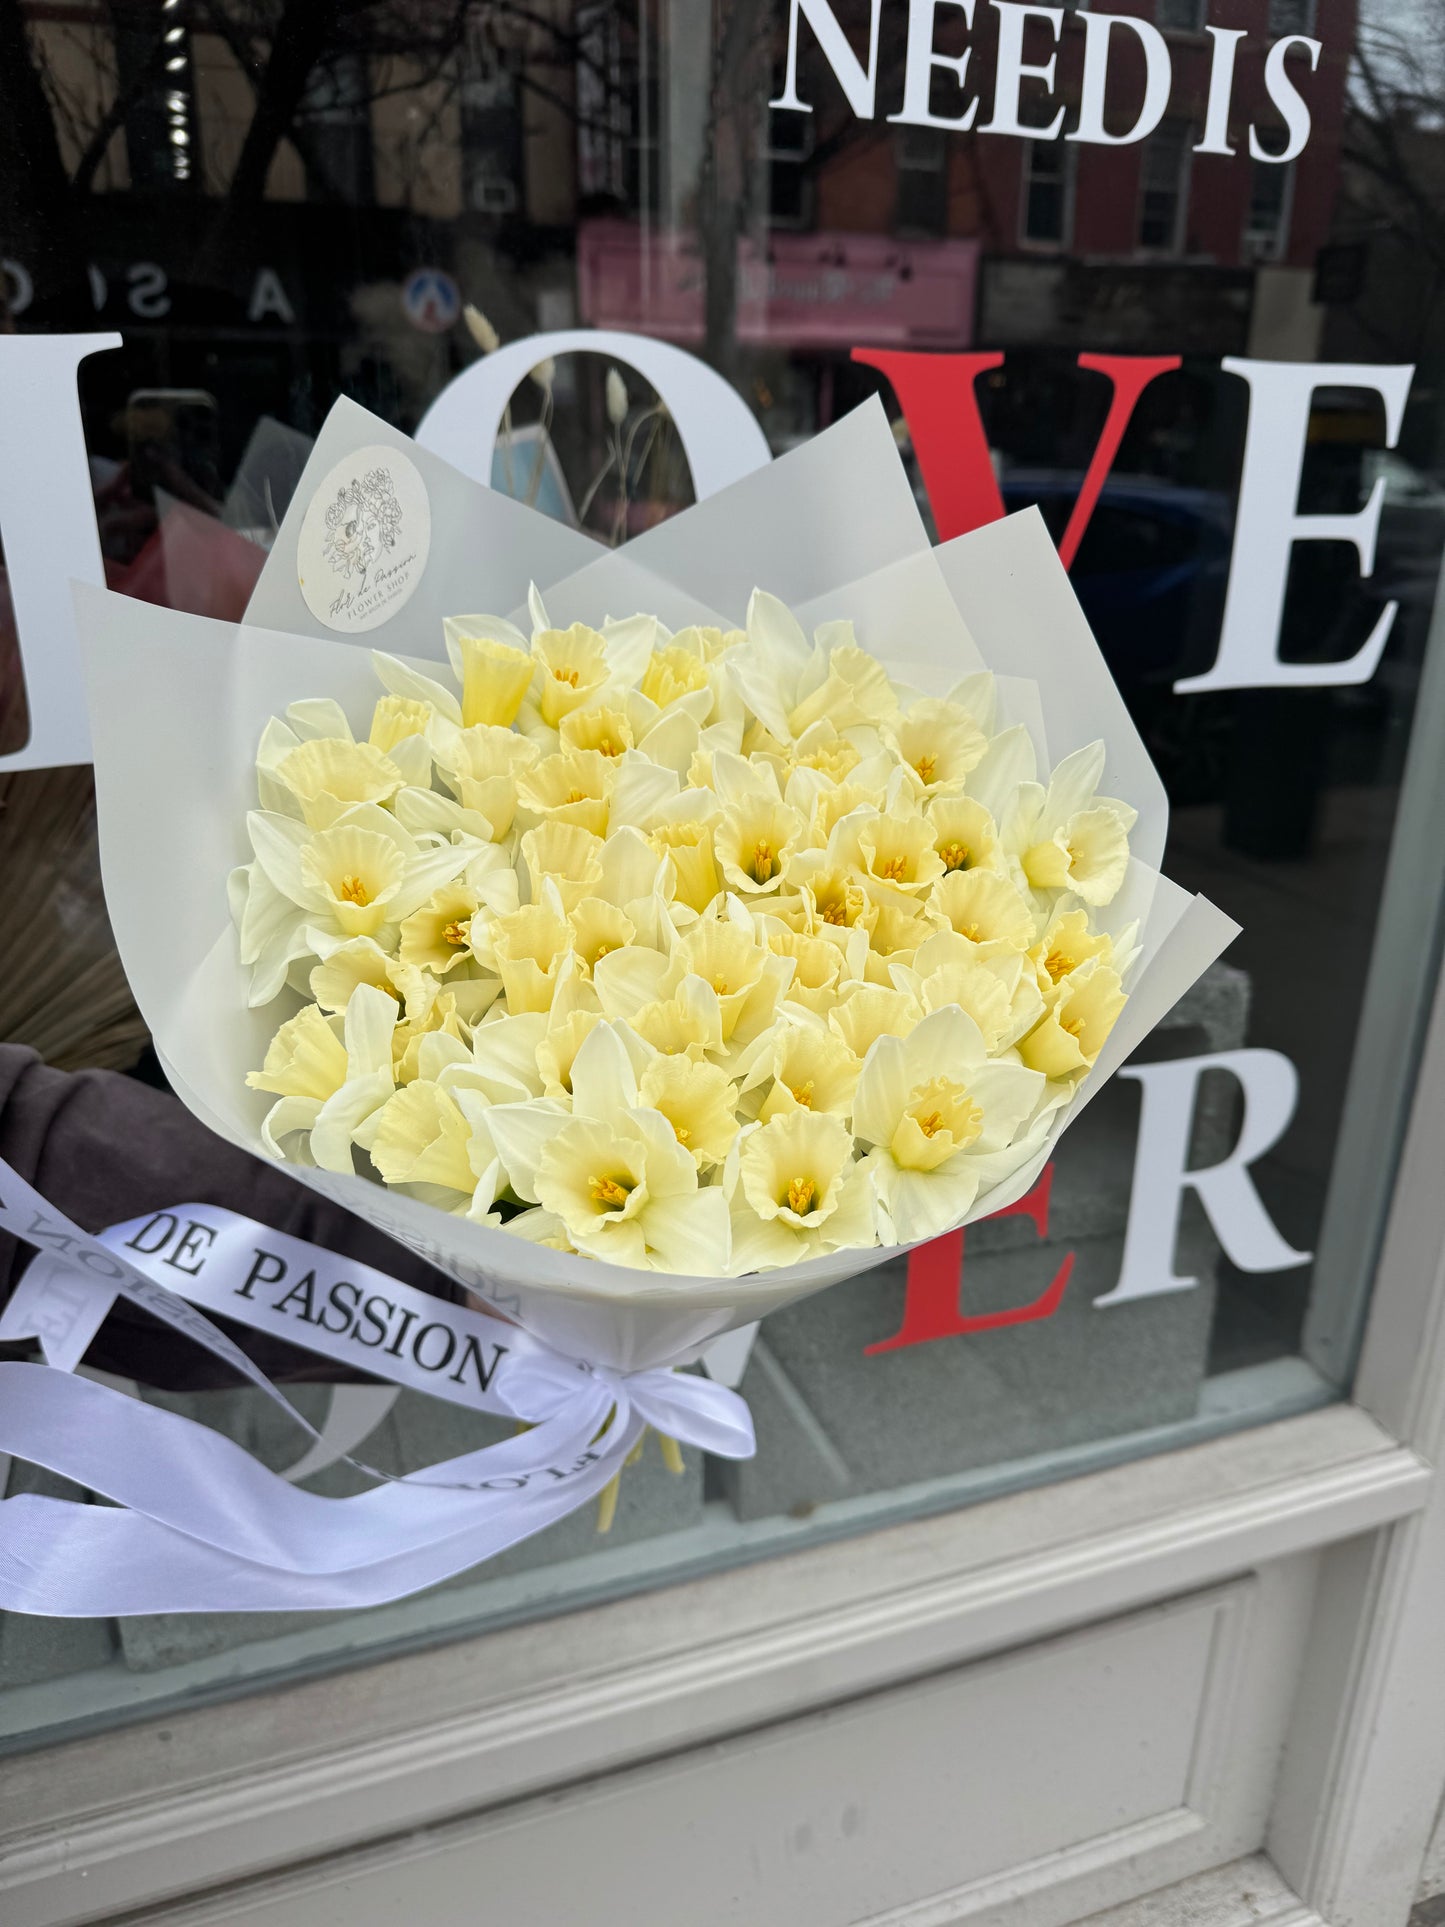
[0,0,610,298]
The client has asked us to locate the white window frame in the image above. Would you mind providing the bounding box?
[1155,0,1208,34]
[1268,0,1318,35]
[1137,119,1194,256]
[1019,134,1076,251]
[1243,157,1298,265]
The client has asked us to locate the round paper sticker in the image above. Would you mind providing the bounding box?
[297,445,431,634]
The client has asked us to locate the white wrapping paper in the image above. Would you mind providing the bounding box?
[70,397,1237,1373]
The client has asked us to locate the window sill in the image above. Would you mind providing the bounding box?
[0,1401,1425,1927]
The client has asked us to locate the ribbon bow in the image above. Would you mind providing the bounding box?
[0,1159,754,1618]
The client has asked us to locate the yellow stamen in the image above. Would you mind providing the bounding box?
[939,840,970,872]
[589,1174,631,1210]
[876,855,908,882]
[674,1124,691,1144]
[553,665,581,686]
[914,753,937,784]
[339,874,371,906]
[785,1176,816,1215]
[1044,948,1074,982]
[752,840,775,884]
[790,1080,815,1109]
[442,918,471,948]
[918,1110,944,1138]
[1062,1017,1085,1039]
[564,788,586,804]
[962,922,981,941]
[712,976,729,995]
[599,736,617,756]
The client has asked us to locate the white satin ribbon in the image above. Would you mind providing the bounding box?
[0,1159,754,1616]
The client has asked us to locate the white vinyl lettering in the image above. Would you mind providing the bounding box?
[888,0,980,131]
[1195,26,1246,157]
[769,0,883,118]
[1177,358,1415,694]
[0,333,122,772]
[416,328,772,503]
[1096,1050,1313,1307]
[1068,9,1171,148]
[1251,34,1322,164]
[979,1,1064,141]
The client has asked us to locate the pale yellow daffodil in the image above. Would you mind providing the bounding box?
[274,737,405,829]
[484,903,571,1014]
[828,982,921,1058]
[830,808,945,907]
[637,1053,740,1166]
[248,983,398,1172]
[238,802,479,1002]
[1030,906,1122,998]
[456,632,535,729]
[561,705,634,760]
[888,696,989,797]
[745,1020,861,1124]
[927,794,1005,878]
[398,882,482,976]
[519,821,605,914]
[715,793,802,897]
[728,1108,876,1270]
[1008,743,1138,908]
[369,694,435,756]
[1017,961,1127,1079]
[650,818,722,915]
[852,1004,1046,1243]
[531,623,612,728]
[517,748,613,837]
[432,722,539,841]
[930,868,1037,949]
[357,1078,499,1218]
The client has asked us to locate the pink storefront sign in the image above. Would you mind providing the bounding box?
[577,219,978,351]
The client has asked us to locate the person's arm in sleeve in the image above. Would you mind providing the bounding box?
[0,1045,461,1390]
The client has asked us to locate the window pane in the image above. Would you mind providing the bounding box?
[1,0,1443,1739]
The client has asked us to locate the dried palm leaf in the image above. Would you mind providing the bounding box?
[0,768,150,1072]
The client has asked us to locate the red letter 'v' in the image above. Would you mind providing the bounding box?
[850,348,1181,564]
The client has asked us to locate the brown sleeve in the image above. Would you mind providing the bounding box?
[0,1045,462,1390]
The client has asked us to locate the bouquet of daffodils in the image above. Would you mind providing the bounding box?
[76,394,1233,1373]
[239,595,1138,1279]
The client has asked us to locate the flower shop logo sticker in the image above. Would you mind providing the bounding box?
[298,444,431,634]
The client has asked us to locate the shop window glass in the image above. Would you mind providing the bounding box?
[768,102,815,230]
[0,0,1443,1745]
[1245,159,1294,263]
[1138,122,1192,252]
[1022,138,1070,247]
[1156,0,1207,31]
[1269,0,1318,33]
[895,126,948,237]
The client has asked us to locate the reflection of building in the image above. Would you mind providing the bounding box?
[3,1,1351,438]
[975,0,1348,357]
